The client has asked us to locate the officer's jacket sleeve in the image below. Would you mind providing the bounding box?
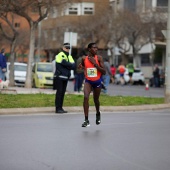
[56,52,75,70]
[62,60,75,70]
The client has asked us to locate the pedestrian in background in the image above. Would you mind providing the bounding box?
[153,64,160,87]
[55,43,75,113]
[78,42,106,127]
[74,51,85,93]
[118,63,126,85]
[102,58,112,94]
[110,64,116,84]
[0,49,7,81]
[126,62,134,85]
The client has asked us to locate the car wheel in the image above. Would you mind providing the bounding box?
[139,80,144,85]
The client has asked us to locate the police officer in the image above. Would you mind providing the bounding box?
[55,43,75,113]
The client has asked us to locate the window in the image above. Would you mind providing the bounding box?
[82,3,94,15]
[141,54,150,66]
[124,0,136,12]
[15,65,27,71]
[84,7,93,15]
[37,64,53,72]
[64,3,79,15]
[157,0,168,7]
[15,23,20,28]
[68,7,78,15]
[64,2,94,16]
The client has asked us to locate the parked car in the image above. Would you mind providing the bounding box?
[32,62,53,88]
[115,68,145,85]
[6,62,27,86]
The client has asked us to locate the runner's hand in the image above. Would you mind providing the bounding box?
[88,56,96,65]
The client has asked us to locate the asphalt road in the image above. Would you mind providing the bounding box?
[0,109,170,170]
[67,81,164,98]
[6,81,164,98]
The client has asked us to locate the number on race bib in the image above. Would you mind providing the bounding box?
[87,68,97,77]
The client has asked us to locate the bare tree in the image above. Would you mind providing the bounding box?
[105,10,153,67]
[0,0,73,88]
[16,30,30,62]
[0,12,20,86]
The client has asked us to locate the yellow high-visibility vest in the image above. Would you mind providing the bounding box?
[56,52,74,63]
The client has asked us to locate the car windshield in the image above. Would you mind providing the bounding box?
[37,64,52,72]
[15,65,27,71]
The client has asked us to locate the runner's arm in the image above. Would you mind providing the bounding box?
[94,55,106,75]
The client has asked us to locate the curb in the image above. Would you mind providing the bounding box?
[0,104,170,115]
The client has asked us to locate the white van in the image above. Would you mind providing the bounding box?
[6,62,27,86]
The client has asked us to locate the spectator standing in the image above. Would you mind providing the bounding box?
[55,43,75,113]
[102,58,112,94]
[126,62,134,84]
[74,51,85,92]
[153,64,160,87]
[0,49,7,81]
[118,63,126,85]
[110,64,116,84]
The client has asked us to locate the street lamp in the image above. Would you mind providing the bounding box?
[165,0,170,103]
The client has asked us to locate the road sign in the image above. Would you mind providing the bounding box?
[64,32,77,46]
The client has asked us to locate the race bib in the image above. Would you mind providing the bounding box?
[87,68,97,77]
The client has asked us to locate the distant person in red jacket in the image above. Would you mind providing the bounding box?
[110,64,116,84]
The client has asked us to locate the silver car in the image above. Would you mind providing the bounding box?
[6,62,27,86]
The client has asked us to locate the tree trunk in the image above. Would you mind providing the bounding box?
[25,22,37,88]
[121,53,129,65]
[9,37,17,87]
[134,54,141,68]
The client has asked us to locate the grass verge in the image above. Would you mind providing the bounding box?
[0,94,164,109]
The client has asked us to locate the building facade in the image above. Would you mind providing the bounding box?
[109,0,168,78]
[41,0,110,59]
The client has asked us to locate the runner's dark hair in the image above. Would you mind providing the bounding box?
[87,43,96,49]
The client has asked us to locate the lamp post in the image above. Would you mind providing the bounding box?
[165,0,170,103]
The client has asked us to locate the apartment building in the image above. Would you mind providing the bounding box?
[41,0,110,58]
[0,0,110,62]
[109,0,168,77]
[1,0,167,71]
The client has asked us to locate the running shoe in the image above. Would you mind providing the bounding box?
[96,113,101,125]
[82,120,90,127]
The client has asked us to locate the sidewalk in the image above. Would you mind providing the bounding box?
[0,87,170,115]
[0,104,170,115]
